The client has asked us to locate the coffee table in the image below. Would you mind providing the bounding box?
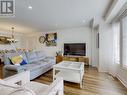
[53,61,84,88]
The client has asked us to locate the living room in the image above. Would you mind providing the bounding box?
[0,0,127,95]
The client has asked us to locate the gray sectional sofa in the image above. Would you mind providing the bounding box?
[3,50,55,80]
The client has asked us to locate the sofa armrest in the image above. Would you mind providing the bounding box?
[3,65,23,71]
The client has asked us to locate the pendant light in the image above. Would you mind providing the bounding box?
[7,27,18,43]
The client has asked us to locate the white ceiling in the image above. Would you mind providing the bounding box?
[0,0,112,33]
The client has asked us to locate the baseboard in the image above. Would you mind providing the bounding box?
[117,75,127,88]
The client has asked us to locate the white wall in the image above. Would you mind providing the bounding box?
[25,27,92,64]
[0,31,24,50]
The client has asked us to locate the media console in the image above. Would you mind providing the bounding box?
[56,55,89,66]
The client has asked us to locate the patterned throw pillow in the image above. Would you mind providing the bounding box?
[10,55,27,65]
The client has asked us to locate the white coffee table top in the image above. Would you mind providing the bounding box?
[53,61,84,70]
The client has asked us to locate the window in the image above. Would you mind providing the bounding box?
[121,16,127,68]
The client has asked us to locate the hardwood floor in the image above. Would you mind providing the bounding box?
[34,67,127,95]
[0,65,127,95]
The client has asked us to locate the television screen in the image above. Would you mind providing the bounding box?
[64,43,86,56]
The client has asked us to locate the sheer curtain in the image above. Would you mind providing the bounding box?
[113,22,120,65]
[109,22,120,76]
[121,16,127,69]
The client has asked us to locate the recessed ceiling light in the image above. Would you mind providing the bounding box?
[83,20,85,23]
[28,6,32,10]
[55,24,58,27]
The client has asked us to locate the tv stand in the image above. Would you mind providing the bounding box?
[56,55,89,66]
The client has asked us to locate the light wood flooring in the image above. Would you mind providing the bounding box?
[0,64,127,95]
[34,67,127,95]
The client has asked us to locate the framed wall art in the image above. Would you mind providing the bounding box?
[45,33,57,46]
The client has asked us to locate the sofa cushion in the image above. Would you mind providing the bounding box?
[19,62,49,71]
[36,51,46,61]
[25,51,38,63]
[43,57,56,65]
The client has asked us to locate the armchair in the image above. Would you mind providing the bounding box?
[0,71,64,95]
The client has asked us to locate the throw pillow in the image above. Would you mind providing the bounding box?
[10,56,22,65]
[9,58,13,65]
[19,55,27,65]
[10,55,27,65]
[20,59,27,65]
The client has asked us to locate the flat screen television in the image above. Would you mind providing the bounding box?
[64,43,86,56]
